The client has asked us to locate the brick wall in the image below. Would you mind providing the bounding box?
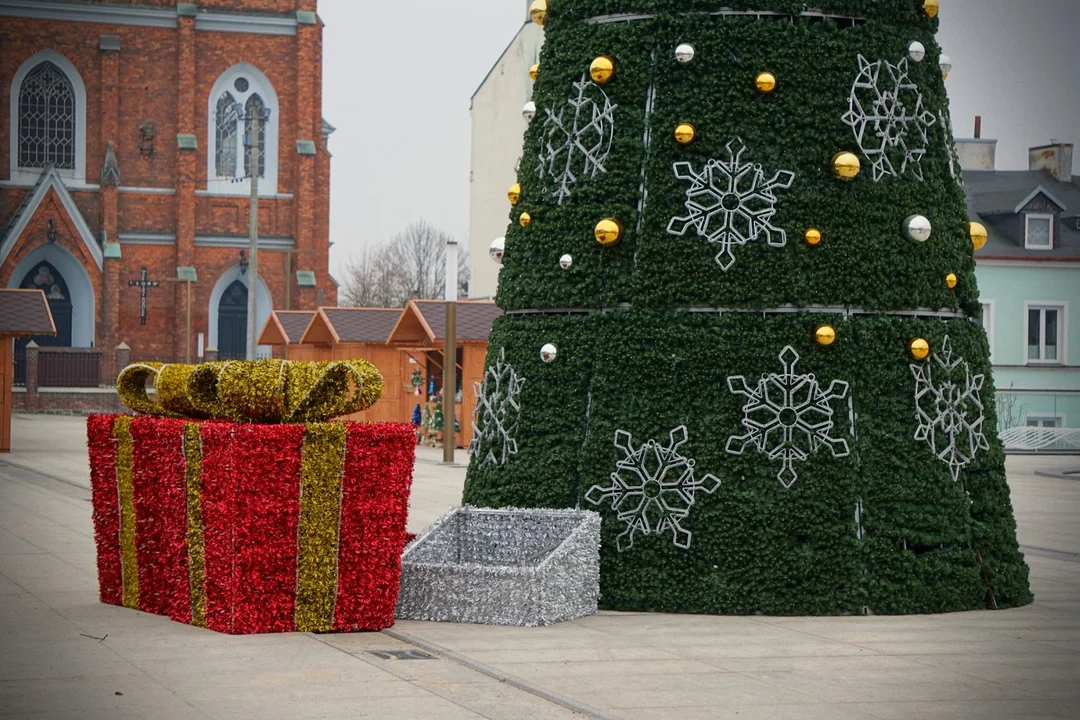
[1,1,335,369]
[11,389,123,414]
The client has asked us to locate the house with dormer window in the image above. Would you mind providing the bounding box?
[961,139,1080,435]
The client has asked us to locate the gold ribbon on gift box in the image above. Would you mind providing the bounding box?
[116,359,384,423]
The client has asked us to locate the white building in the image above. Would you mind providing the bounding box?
[467,8,543,300]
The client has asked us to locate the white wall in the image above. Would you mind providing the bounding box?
[467,22,544,300]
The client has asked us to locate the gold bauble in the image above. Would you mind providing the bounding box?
[805,228,822,246]
[529,63,539,81]
[970,221,988,251]
[833,152,861,180]
[922,0,940,18]
[946,273,958,289]
[815,325,837,347]
[674,123,696,145]
[508,183,522,206]
[755,72,777,93]
[520,212,532,228]
[529,0,547,26]
[909,338,931,361]
[590,56,615,85]
[594,218,623,247]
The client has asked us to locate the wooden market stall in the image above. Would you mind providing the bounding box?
[257,310,316,353]
[296,307,413,425]
[0,289,55,452]
[386,300,501,449]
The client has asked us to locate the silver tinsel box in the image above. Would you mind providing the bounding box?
[396,506,601,627]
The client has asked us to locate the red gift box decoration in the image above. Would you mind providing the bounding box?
[87,415,414,634]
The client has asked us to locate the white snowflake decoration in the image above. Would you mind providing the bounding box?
[911,336,989,483]
[727,347,851,489]
[469,348,525,468]
[938,109,963,186]
[842,55,937,182]
[536,73,618,204]
[585,426,720,552]
[667,138,795,271]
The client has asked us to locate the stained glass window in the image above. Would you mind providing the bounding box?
[18,62,76,170]
[215,92,238,178]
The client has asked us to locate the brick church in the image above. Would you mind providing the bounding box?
[0,0,337,380]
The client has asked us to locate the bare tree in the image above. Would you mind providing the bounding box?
[340,221,470,308]
[340,246,400,308]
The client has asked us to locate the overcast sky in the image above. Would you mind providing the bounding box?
[318,0,1080,275]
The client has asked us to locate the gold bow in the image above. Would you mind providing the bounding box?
[117,359,384,423]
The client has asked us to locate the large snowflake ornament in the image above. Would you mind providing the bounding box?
[469,348,525,468]
[536,74,618,204]
[667,138,795,271]
[727,347,851,489]
[911,336,989,484]
[585,426,720,552]
[842,55,937,182]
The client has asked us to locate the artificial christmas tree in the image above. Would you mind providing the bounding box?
[464,0,1031,615]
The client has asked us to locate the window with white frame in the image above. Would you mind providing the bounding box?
[18,61,76,169]
[9,51,87,184]
[1025,213,1054,250]
[978,301,995,361]
[1024,415,1063,429]
[1027,305,1064,363]
[206,64,278,195]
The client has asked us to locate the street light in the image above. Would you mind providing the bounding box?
[442,238,459,465]
[233,102,271,361]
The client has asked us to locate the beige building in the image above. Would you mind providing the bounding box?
[467,11,544,300]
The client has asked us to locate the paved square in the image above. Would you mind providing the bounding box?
[1,415,1077,719]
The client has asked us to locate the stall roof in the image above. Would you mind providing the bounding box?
[301,307,403,345]
[0,289,56,338]
[258,311,316,346]
[388,300,501,347]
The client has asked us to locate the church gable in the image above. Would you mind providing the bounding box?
[0,167,102,273]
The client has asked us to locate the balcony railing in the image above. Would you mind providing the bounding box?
[1000,427,1080,453]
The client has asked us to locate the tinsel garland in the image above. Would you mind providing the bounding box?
[230,423,306,634]
[114,416,139,609]
[333,423,416,631]
[396,507,601,627]
[199,421,237,633]
[130,417,190,621]
[87,416,416,634]
[183,423,208,628]
[295,423,347,633]
[116,359,384,424]
[87,414,122,605]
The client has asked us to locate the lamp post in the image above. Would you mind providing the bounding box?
[234,102,271,361]
[442,238,459,465]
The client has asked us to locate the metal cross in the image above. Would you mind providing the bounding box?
[127,267,159,326]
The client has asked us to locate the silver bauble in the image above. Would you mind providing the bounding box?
[675,44,695,64]
[522,101,536,123]
[489,237,506,264]
[540,343,558,364]
[904,215,933,243]
[559,254,573,270]
[908,41,926,62]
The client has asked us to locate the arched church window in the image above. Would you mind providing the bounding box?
[215,92,239,178]
[206,64,278,194]
[18,61,76,170]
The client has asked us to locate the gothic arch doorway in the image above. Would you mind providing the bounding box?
[217,280,248,359]
[14,261,72,383]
